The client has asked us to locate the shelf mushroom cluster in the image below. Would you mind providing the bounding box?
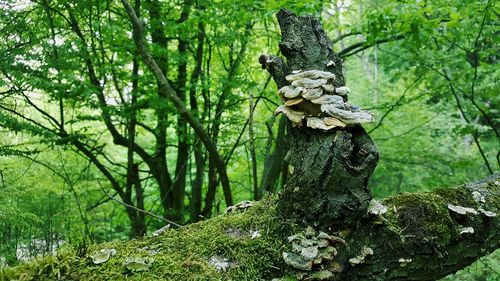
[275,70,374,130]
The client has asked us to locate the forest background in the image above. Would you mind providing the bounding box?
[0,0,498,279]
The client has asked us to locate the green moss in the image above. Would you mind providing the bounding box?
[383,192,459,247]
[0,196,299,281]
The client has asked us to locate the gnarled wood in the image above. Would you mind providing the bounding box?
[261,9,379,228]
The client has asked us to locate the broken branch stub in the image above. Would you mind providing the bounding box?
[261,9,379,232]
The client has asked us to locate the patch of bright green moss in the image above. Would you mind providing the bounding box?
[0,196,300,281]
[383,192,459,247]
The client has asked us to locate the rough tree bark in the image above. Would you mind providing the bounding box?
[337,176,499,280]
[260,9,379,229]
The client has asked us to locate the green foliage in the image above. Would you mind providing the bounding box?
[334,0,499,196]
[442,250,500,281]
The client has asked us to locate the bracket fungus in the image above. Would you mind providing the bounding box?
[398,258,413,267]
[275,69,374,131]
[447,204,478,215]
[90,248,116,265]
[285,97,304,106]
[152,224,171,237]
[334,86,350,96]
[282,226,346,280]
[123,257,154,272]
[348,246,374,267]
[302,88,324,100]
[278,86,302,99]
[286,70,335,81]
[459,226,474,235]
[478,208,497,217]
[225,200,254,213]
[367,199,388,216]
[321,84,335,93]
[311,94,344,105]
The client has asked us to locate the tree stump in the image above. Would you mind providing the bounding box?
[260,9,379,229]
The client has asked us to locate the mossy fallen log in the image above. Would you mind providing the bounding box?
[1,175,498,280]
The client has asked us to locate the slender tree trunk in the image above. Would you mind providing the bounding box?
[248,93,260,200]
[259,116,288,193]
[189,19,206,222]
[145,0,175,218]
[172,1,192,223]
[125,0,146,236]
[203,162,218,217]
[131,164,146,237]
[259,116,275,189]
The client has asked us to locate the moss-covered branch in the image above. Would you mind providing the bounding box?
[1,175,498,280]
[338,174,499,281]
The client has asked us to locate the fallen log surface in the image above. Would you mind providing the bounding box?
[1,175,498,280]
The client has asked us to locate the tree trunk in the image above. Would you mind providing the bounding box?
[125,4,146,236]
[259,116,288,193]
[145,0,174,220]
[189,19,206,223]
[260,9,379,229]
[280,125,378,228]
[248,93,260,200]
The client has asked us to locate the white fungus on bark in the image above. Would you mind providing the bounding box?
[292,78,328,89]
[285,97,304,106]
[278,85,301,98]
[91,248,116,264]
[274,105,305,125]
[321,84,335,93]
[398,258,412,267]
[478,208,497,217]
[286,70,335,82]
[348,246,374,266]
[459,227,474,234]
[275,69,374,130]
[323,117,347,128]
[447,204,478,215]
[368,199,388,216]
[307,117,339,131]
[321,104,374,124]
[311,94,344,105]
[302,87,324,100]
[335,86,350,95]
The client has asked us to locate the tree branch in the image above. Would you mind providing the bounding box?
[338,34,406,58]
